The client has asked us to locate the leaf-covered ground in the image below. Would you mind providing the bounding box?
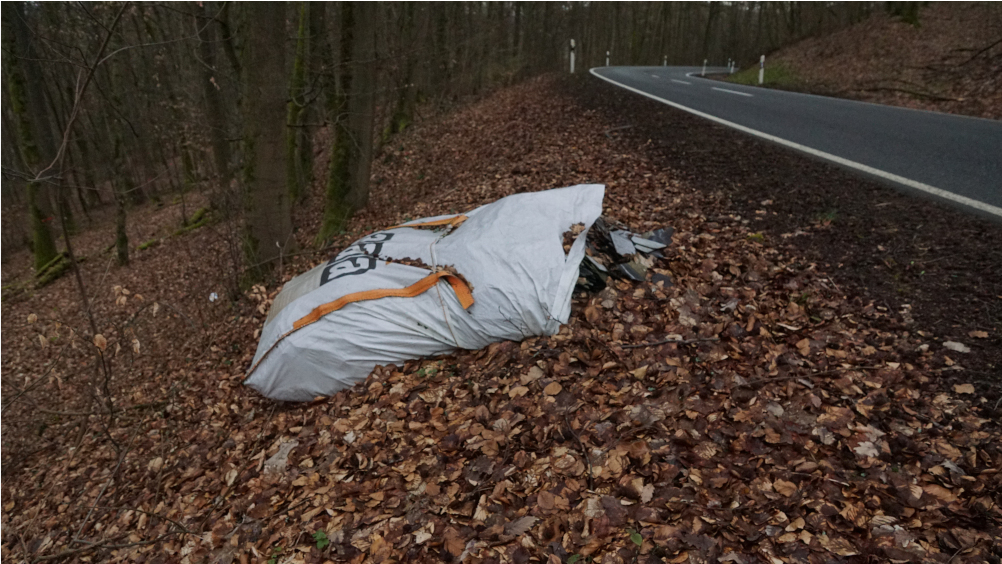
[2,76,1000,564]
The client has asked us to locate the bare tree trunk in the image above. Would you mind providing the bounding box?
[110,131,130,267]
[242,2,293,280]
[287,2,312,202]
[4,2,60,270]
[318,1,376,242]
[198,0,232,190]
[387,2,419,139]
[702,2,721,62]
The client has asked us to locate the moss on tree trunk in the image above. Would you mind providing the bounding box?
[4,3,60,271]
[317,2,375,244]
[27,182,59,271]
[114,182,129,266]
[242,1,293,282]
[287,2,312,203]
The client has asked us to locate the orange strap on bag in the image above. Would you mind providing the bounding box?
[292,271,474,330]
[387,215,468,230]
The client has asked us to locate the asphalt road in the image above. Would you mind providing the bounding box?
[591,66,1002,218]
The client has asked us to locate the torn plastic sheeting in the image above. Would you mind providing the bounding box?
[631,235,666,253]
[245,184,605,402]
[610,230,636,256]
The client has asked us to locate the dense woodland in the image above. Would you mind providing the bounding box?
[2,1,893,289]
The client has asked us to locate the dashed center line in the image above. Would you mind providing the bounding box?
[711,87,753,97]
[650,74,659,78]
[670,79,691,85]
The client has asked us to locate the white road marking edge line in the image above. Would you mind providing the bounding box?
[682,72,1001,124]
[711,86,753,97]
[670,79,691,85]
[590,68,1002,218]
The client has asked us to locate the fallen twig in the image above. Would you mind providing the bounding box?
[736,366,884,388]
[73,423,142,542]
[622,337,719,349]
[32,532,178,563]
[95,506,191,535]
[958,38,1002,66]
[564,413,595,491]
[35,401,165,418]
[603,125,632,139]
[1,350,65,412]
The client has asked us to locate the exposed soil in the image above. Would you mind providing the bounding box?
[567,74,1002,401]
[730,2,1002,119]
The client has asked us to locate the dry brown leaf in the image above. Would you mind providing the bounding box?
[785,516,805,531]
[147,457,163,472]
[508,386,529,398]
[773,480,797,497]
[922,484,958,503]
[504,516,538,536]
[521,366,544,384]
[853,441,879,458]
[543,381,562,396]
[443,527,465,556]
[93,334,108,351]
[870,515,897,527]
[695,442,717,460]
[641,483,654,503]
[538,490,555,510]
[823,536,859,557]
[943,341,970,353]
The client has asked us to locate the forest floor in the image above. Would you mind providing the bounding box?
[722,2,1002,120]
[2,74,1001,564]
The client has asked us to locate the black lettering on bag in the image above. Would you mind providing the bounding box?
[318,232,395,286]
[320,255,377,284]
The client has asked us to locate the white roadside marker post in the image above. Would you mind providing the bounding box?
[702,59,707,77]
[606,51,610,67]
[570,39,576,73]
[662,55,667,67]
[758,55,765,85]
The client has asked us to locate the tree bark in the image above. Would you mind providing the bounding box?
[287,2,312,202]
[242,2,293,279]
[109,127,130,267]
[387,2,419,139]
[318,1,376,242]
[3,2,60,270]
[199,0,233,189]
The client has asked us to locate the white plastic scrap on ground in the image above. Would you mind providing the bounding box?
[245,185,605,401]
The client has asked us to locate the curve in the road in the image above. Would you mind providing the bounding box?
[591,66,1002,219]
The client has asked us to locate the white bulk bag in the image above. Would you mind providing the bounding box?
[245,184,605,401]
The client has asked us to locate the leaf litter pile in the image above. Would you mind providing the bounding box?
[2,76,1000,564]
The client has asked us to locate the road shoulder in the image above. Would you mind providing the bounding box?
[569,74,1002,399]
